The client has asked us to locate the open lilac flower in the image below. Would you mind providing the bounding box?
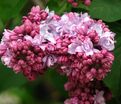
[68,39,82,54]
[88,24,103,37]
[40,24,56,44]
[99,32,115,51]
[42,55,57,67]
[68,38,98,56]
[81,38,95,56]
[94,90,106,104]
[1,49,12,67]
[2,29,17,42]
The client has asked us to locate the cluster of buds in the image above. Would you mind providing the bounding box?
[0,6,115,104]
[67,0,92,7]
[64,81,112,104]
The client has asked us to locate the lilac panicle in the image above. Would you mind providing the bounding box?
[0,6,115,104]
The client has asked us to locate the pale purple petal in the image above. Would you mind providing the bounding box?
[99,37,115,51]
[68,43,79,54]
[80,13,91,22]
[94,90,106,104]
[81,38,94,55]
[24,35,33,43]
[88,24,103,36]
[2,29,15,42]
[75,46,82,53]
[61,14,69,22]
[42,55,57,67]
[40,24,56,44]
[101,32,115,38]
[1,49,12,67]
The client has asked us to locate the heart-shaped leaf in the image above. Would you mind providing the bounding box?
[89,0,121,22]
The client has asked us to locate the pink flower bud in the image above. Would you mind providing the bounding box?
[84,0,91,6]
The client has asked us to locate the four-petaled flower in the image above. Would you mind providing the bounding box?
[94,90,106,104]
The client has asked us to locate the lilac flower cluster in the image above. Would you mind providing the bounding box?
[0,6,115,104]
[67,0,92,7]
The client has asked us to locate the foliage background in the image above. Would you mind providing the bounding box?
[0,0,121,104]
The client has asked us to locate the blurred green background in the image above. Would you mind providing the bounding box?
[0,0,121,104]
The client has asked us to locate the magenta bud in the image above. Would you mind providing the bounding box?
[84,0,91,6]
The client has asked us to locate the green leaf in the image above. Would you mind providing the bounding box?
[0,0,28,22]
[89,0,121,22]
[104,21,121,98]
[0,61,27,92]
[46,0,71,15]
